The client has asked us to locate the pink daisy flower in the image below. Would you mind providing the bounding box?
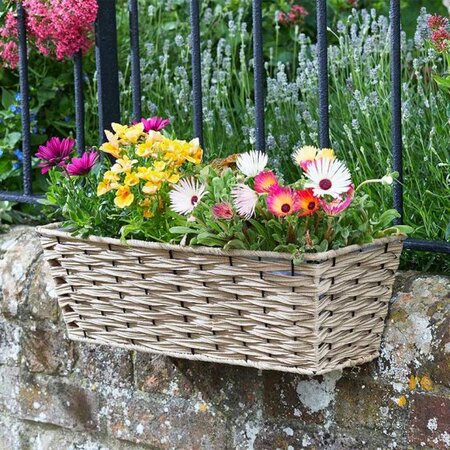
[254,170,279,194]
[320,186,354,216]
[66,152,99,176]
[36,137,75,174]
[140,116,170,132]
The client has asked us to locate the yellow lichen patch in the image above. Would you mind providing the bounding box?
[396,395,408,407]
[408,375,418,391]
[419,375,434,391]
[196,402,209,413]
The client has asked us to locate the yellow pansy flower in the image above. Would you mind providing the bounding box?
[103,170,119,182]
[153,160,166,171]
[147,130,165,144]
[123,122,145,144]
[111,122,129,137]
[111,155,138,174]
[136,141,155,158]
[167,173,180,184]
[124,172,140,186]
[100,130,121,158]
[114,185,134,208]
[97,181,111,196]
[142,182,160,195]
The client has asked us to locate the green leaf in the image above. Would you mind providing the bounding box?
[5,132,22,148]
[433,75,450,89]
[376,209,401,228]
[169,226,198,235]
[223,239,247,250]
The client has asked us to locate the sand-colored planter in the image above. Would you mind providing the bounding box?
[37,223,404,375]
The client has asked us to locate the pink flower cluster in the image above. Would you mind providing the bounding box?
[428,14,450,53]
[0,12,19,69]
[0,0,98,69]
[278,4,309,27]
[36,137,98,176]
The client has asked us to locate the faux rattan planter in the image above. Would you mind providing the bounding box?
[37,223,404,375]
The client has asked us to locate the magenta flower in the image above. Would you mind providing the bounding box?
[66,152,99,176]
[36,137,75,174]
[140,116,170,132]
[320,186,354,216]
[212,202,234,220]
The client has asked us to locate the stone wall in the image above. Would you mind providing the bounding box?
[0,226,448,450]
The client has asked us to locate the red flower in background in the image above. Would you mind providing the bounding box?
[428,14,449,32]
[0,12,19,69]
[431,27,450,53]
[0,0,98,69]
[278,3,309,26]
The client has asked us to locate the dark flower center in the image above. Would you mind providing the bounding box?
[308,201,316,210]
[191,195,199,205]
[319,179,332,190]
[281,203,291,213]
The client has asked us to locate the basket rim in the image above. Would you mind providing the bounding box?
[36,222,405,263]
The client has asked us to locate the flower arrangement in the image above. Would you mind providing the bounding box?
[0,0,97,69]
[40,119,411,261]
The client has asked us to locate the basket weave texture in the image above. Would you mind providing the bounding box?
[37,223,404,375]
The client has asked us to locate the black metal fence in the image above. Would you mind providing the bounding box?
[1,0,449,254]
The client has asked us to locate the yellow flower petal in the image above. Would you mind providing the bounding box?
[396,396,407,407]
[111,122,128,136]
[167,173,180,184]
[136,142,153,158]
[100,141,121,159]
[114,185,134,208]
[147,130,165,143]
[124,122,145,144]
[142,182,159,195]
[124,172,140,186]
[97,181,111,196]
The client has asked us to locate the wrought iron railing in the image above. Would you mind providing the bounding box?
[1,0,448,254]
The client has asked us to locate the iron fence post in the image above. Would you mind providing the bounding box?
[95,0,121,144]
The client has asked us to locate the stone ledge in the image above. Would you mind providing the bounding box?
[0,226,449,449]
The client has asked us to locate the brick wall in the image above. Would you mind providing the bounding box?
[1,227,449,450]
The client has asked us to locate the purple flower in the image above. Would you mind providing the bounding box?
[36,137,75,174]
[140,116,170,132]
[66,152,99,176]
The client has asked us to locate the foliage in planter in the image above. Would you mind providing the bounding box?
[39,120,411,260]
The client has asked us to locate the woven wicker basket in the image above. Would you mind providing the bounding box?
[37,223,404,375]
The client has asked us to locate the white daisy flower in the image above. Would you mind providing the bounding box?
[236,150,268,177]
[304,158,352,199]
[169,177,206,215]
[231,184,258,219]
